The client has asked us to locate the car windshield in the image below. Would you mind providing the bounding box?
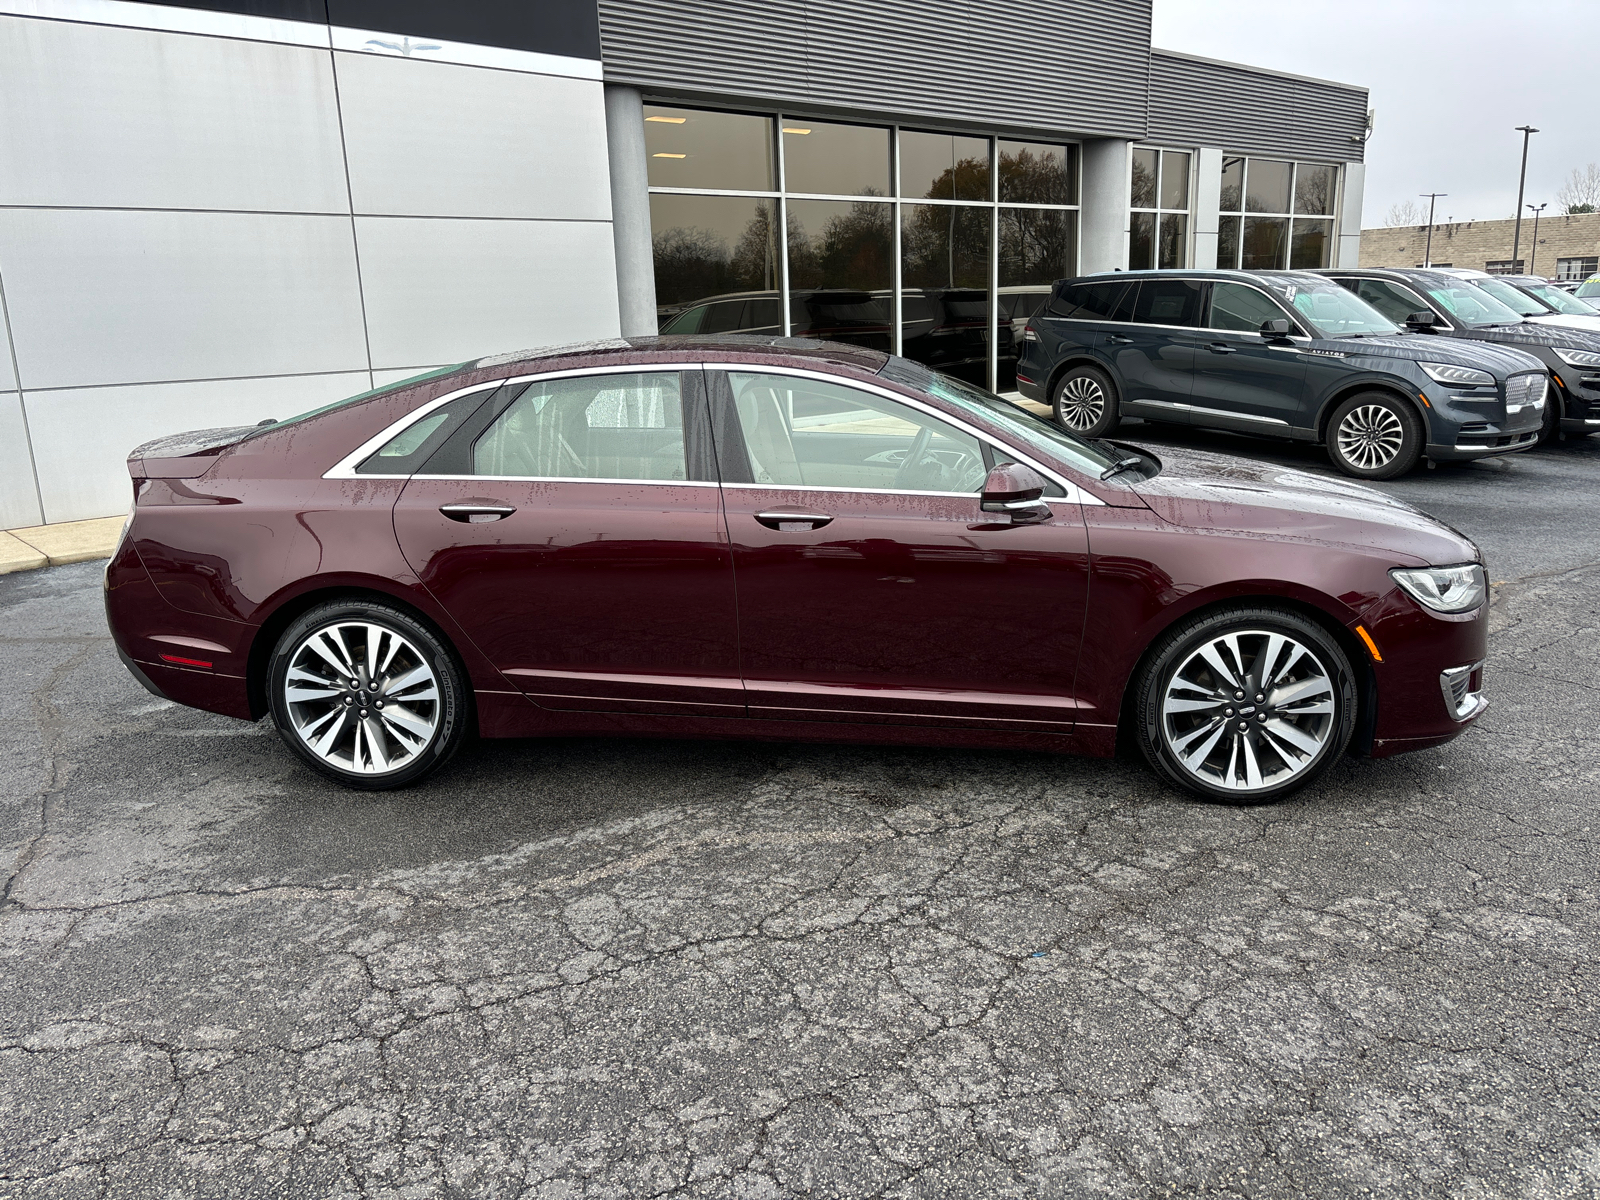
[1278,282,1400,336]
[911,369,1127,478]
[1474,277,1548,317]
[1520,282,1598,315]
[243,364,466,440]
[1577,279,1600,299]
[1421,282,1525,327]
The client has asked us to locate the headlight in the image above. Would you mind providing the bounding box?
[1419,361,1496,388]
[1390,563,1487,614]
[1553,346,1600,369]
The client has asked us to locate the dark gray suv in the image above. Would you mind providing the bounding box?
[1015,269,1549,479]
[1318,267,1600,443]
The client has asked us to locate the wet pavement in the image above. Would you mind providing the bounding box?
[2,431,1597,1199]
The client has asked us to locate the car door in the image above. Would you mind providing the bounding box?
[709,366,1091,730]
[1185,280,1309,430]
[391,367,744,717]
[1105,279,1202,417]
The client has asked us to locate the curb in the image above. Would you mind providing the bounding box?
[0,516,126,576]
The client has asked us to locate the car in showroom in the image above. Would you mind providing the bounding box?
[1014,269,1548,478]
[107,336,1491,804]
[1322,267,1600,442]
[1431,268,1600,334]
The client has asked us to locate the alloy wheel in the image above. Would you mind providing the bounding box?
[1057,376,1106,431]
[1336,404,1406,471]
[282,621,441,775]
[1160,629,1337,794]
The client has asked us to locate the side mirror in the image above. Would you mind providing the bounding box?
[1259,318,1293,339]
[980,462,1052,524]
[1405,310,1438,329]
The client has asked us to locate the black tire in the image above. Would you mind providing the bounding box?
[1052,364,1121,438]
[1325,390,1424,479]
[267,599,469,790]
[1536,384,1560,445]
[1133,605,1357,805]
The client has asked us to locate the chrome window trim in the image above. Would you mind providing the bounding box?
[321,363,695,481]
[324,361,1103,504]
[712,363,1102,506]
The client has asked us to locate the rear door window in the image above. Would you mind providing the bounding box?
[1207,282,1293,332]
[1131,279,1204,326]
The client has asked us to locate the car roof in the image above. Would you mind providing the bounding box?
[457,335,891,378]
[1315,266,1484,286]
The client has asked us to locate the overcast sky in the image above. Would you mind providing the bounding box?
[1151,0,1600,228]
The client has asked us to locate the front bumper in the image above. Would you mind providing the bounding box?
[1360,584,1489,758]
[1426,430,1540,461]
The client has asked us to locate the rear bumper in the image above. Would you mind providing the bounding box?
[1015,375,1046,403]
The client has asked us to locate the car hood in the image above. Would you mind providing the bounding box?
[1525,313,1600,334]
[1321,334,1545,376]
[1128,443,1479,566]
[1453,320,1600,354]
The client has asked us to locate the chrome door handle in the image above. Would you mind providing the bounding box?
[440,502,516,523]
[1106,335,1134,345]
[1208,343,1237,354]
[755,510,833,531]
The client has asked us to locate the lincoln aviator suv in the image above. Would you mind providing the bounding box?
[1320,267,1600,443]
[1016,270,1548,479]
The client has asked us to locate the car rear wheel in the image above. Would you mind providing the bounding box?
[267,599,469,790]
[1134,606,1357,804]
[1326,391,1423,479]
[1052,365,1120,438]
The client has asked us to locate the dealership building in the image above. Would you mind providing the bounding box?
[0,0,1369,528]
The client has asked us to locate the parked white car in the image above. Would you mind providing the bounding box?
[1434,268,1600,334]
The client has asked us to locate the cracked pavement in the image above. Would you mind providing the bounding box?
[2,431,1598,1199]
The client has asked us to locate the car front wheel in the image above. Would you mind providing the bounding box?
[1134,606,1357,804]
[267,599,469,790]
[1326,391,1424,479]
[1052,365,1121,438]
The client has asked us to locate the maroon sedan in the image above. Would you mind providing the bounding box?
[105,337,1490,803]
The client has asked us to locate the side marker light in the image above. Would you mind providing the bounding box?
[1354,625,1382,663]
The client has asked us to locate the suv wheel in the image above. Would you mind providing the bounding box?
[1326,391,1423,479]
[267,599,469,790]
[1536,387,1560,444]
[1134,606,1357,804]
[1052,365,1120,438]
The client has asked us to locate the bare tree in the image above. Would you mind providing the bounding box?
[1557,163,1600,214]
[1384,200,1423,227]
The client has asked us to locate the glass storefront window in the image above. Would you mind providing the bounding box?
[1220,158,1341,270]
[998,142,1078,205]
[650,195,778,326]
[900,131,991,201]
[1129,147,1191,270]
[646,107,1079,389]
[1241,216,1289,270]
[643,106,774,191]
[782,119,890,196]
[1294,163,1334,216]
[1290,219,1333,269]
[1245,159,1292,214]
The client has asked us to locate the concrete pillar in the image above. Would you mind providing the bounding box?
[604,85,658,336]
[1336,161,1366,268]
[1079,138,1132,274]
[1191,147,1223,269]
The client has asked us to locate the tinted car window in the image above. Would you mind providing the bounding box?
[724,372,986,492]
[472,373,688,481]
[1474,277,1547,317]
[1048,280,1131,320]
[1130,279,1203,326]
[1423,283,1522,326]
[1208,282,1291,332]
[1353,279,1431,324]
[700,300,748,333]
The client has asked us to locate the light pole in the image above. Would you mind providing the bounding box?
[1511,125,1539,270]
[1421,192,1447,267]
[1526,203,1548,275]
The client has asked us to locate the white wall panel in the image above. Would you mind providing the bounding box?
[0,16,349,213]
[0,393,43,529]
[0,208,370,390]
[355,217,620,369]
[27,371,372,523]
[335,51,611,221]
[0,324,16,391]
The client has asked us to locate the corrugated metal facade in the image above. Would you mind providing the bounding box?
[597,0,1153,140]
[1146,50,1368,163]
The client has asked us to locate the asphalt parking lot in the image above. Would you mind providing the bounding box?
[3,429,1598,1200]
